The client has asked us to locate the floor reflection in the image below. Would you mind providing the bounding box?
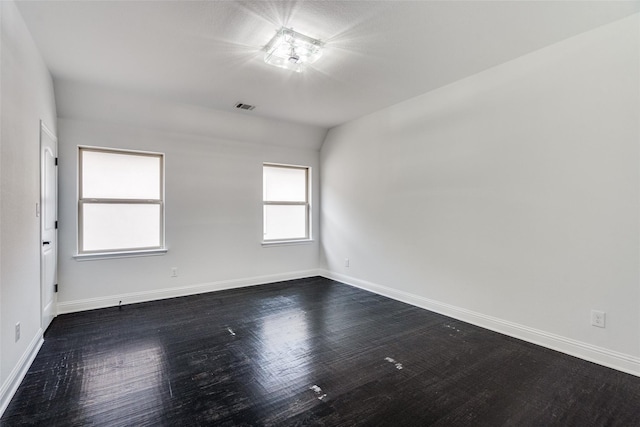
[256,302,312,395]
[78,339,169,425]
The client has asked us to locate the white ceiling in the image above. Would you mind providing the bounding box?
[15,1,640,129]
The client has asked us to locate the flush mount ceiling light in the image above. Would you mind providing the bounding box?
[264,27,324,72]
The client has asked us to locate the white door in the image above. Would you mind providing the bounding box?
[40,121,57,331]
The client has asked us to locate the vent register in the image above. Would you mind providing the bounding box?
[235,103,256,111]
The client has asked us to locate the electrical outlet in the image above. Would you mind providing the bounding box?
[345,258,350,268]
[591,310,606,328]
[15,322,20,342]
[171,267,178,277]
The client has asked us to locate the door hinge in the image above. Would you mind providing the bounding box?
[55,157,58,166]
[54,284,58,293]
[55,220,58,229]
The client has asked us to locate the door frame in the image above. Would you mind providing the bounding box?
[40,120,58,331]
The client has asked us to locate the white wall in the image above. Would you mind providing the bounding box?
[321,14,640,374]
[0,0,57,412]
[55,83,325,313]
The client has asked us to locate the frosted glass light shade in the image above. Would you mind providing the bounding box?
[264,27,323,72]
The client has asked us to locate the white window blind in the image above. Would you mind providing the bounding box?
[263,164,310,242]
[79,147,164,254]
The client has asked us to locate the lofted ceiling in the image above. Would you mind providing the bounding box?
[15,0,640,129]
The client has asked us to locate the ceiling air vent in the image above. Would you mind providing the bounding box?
[235,102,256,111]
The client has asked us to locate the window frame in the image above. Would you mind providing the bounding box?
[262,163,311,244]
[77,146,166,257]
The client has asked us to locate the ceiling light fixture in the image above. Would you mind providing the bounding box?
[264,27,323,72]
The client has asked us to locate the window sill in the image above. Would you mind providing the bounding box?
[74,248,168,261]
[262,239,314,247]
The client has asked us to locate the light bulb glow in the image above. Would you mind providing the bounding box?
[264,28,323,72]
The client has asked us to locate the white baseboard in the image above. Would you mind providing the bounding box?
[320,269,640,377]
[57,269,323,314]
[52,267,640,377]
[0,330,44,418]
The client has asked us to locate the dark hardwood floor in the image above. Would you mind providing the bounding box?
[2,276,640,426]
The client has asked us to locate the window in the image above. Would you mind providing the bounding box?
[78,147,164,255]
[263,164,310,242]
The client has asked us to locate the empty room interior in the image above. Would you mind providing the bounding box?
[2,0,640,425]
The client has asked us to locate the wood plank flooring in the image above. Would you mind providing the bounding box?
[2,276,640,426]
